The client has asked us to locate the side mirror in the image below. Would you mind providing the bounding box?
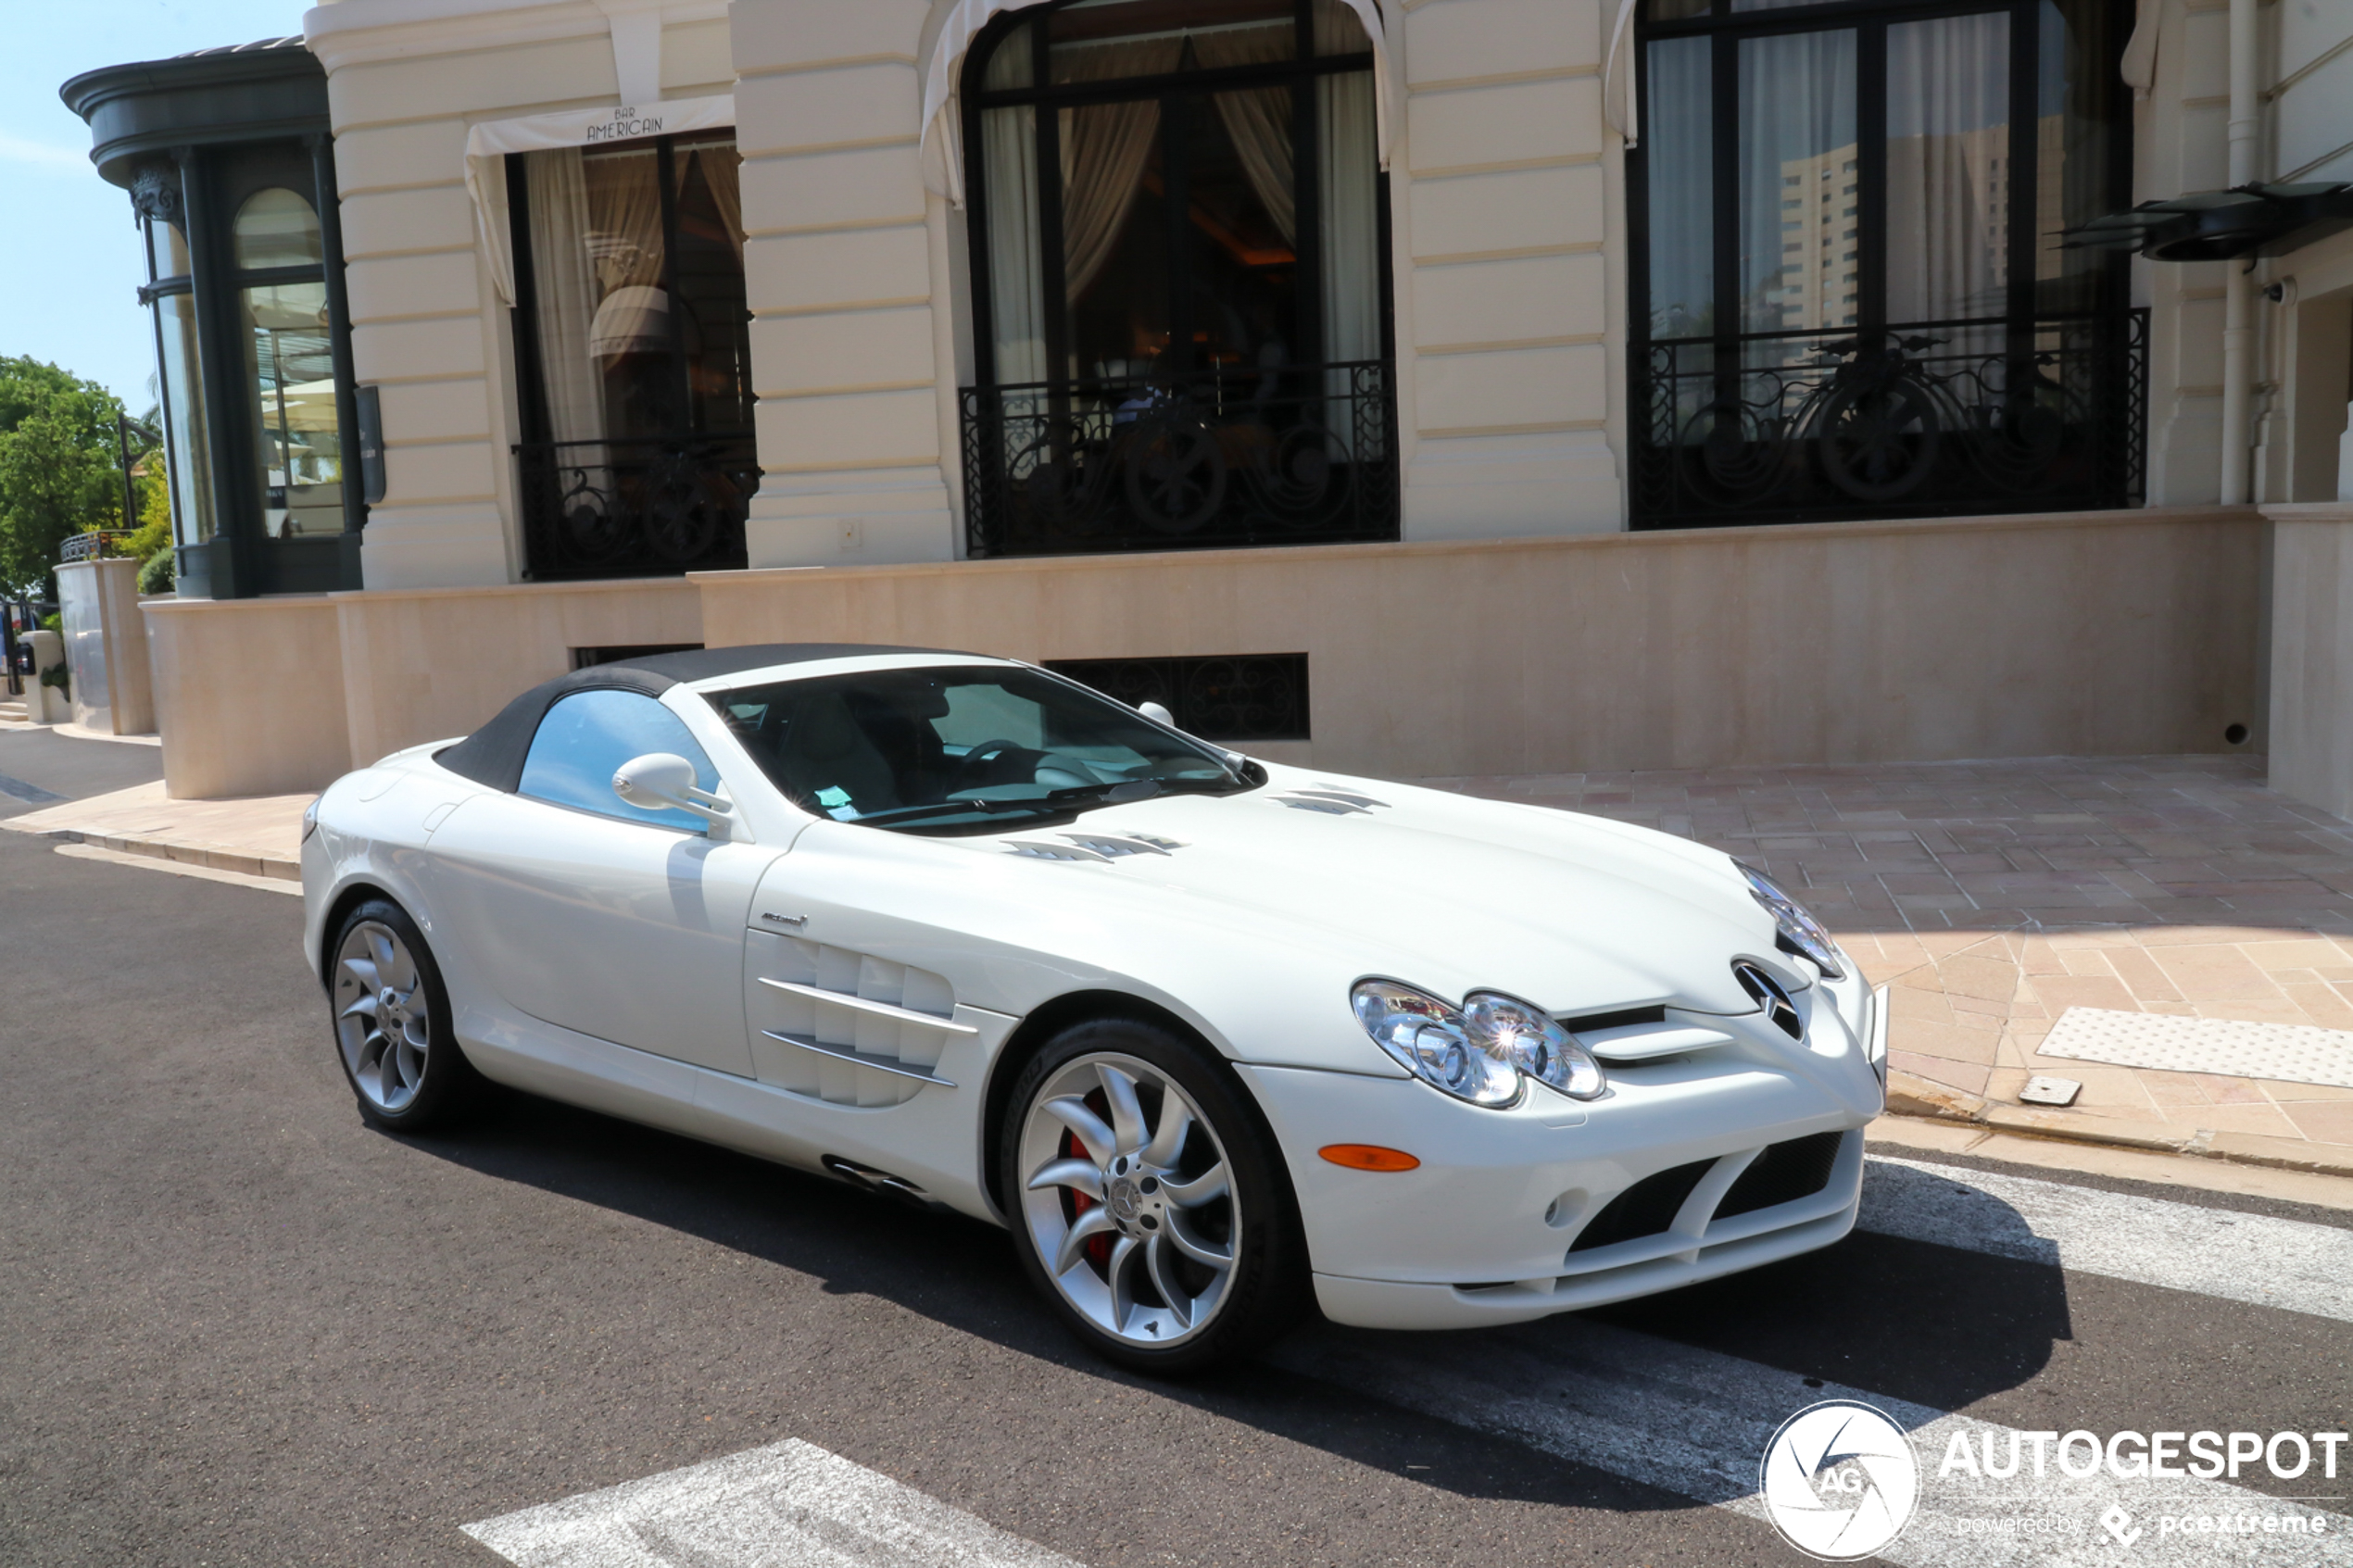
[1137,700,1177,729]
[612,753,735,828]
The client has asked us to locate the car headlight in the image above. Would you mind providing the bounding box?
[1739,864,1843,980]
[1352,980,1521,1107]
[1351,980,1606,1107]
[1466,990,1606,1100]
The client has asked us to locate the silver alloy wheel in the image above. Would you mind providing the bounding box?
[333,920,432,1114]
[1017,1052,1238,1348]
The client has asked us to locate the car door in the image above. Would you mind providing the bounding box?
[427,687,775,1077]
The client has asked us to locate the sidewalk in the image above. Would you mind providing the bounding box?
[2,779,306,880]
[1430,755,2353,1179]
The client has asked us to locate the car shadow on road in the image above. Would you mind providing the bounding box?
[401,1085,2070,1516]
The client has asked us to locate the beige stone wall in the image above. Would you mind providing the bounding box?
[1393,0,1623,539]
[308,0,737,593]
[2266,502,2353,818]
[145,596,350,800]
[697,506,2263,778]
[141,508,2262,797]
[729,0,961,569]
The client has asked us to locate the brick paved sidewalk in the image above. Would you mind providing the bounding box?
[1423,755,2353,1162]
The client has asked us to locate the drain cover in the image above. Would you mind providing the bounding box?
[2018,1074,2082,1107]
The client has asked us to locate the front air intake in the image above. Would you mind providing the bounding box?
[1714,1131,1845,1220]
[1567,1158,1715,1252]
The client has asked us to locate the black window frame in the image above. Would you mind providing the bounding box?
[502,132,761,582]
[1625,0,2145,530]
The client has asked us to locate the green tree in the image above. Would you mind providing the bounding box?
[0,357,128,596]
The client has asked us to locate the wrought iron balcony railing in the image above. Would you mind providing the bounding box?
[1632,311,2148,529]
[60,531,136,564]
[960,361,1400,558]
[515,433,756,580]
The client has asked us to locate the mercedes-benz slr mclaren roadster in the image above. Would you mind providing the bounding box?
[302,644,1889,1371]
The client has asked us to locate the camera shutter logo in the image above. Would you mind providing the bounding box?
[1759,1400,1921,1561]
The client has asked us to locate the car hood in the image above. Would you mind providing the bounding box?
[937,766,1781,1018]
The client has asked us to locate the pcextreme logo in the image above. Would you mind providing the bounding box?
[1759,1400,1922,1562]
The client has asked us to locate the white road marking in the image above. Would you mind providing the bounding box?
[1276,1322,2353,1568]
[1860,1155,2353,1323]
[462,1438,1086,1568]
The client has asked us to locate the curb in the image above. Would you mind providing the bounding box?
[34,827,300,884]
[1884,1070,2353,1181]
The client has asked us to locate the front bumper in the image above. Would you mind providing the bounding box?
[1238,972,1884,1331]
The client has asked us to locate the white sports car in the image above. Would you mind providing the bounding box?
[302,645,1889,1371]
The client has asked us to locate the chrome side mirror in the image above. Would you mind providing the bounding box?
[613,752,735,830]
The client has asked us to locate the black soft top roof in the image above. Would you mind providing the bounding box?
[434,642,974,793]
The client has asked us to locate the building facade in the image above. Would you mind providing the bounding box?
[57,0,2353,799]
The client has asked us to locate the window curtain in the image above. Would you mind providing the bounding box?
[1319,70,1380,455]
[985,106,1048,385]
[1736,30,1856,337]
[1885,12,2011,323]
[683,141,744,259]
[583,147,669,367]
[1057,38,1186,305]
[524,148,602,447]
[1194,27,1297,245]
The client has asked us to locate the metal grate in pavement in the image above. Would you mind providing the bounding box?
[2038,1005,2353,1090]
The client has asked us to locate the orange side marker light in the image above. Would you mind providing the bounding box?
[1319,1144,1421,1173]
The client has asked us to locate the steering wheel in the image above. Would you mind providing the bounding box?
[953,738,1030,788]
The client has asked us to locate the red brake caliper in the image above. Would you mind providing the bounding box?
[1062,1091,1117,1273]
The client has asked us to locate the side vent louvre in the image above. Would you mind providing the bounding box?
[1567,1158,1714,1252]
[746,935,963,1107]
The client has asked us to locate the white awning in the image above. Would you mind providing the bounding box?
[463,94,736,305]
[917,0,1395,209]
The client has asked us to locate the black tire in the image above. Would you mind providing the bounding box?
[1000,1016,1310,1374]
[325,898,482,1134]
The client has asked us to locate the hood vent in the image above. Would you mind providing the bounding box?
[1275,786,1389,815]
[1006,832,1187,861]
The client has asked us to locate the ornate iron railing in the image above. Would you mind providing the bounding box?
[514,433,755,580]
[960,361,1400,558]
[1632,311,2148,529]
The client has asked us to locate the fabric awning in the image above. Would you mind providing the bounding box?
[463,94,736,305]
[917,0,1395,209]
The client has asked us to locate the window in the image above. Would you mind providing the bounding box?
[142,214,213,551]
[508,135,755,580]
[958,0,1399,557]
[233,189,343,539]
[710,666,1249,834]
[520,689,721,834]
[1630,0,2144,527]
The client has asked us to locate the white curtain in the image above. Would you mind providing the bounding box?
[1195,26,1297,245]
[1885,12,2012,323]
[524,148,602,447]
[984,106,1047,385]
[1320,71,1380,455]
[1057,38,1186,306]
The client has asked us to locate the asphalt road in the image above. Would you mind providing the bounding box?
[1,730,2347,1568]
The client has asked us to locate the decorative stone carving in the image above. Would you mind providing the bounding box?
[129,163,182,226]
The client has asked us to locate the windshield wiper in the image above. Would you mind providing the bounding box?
[837,779,1162,829]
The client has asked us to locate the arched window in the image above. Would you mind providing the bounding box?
[959,0,1396,557]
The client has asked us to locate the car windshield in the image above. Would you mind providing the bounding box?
[706,665,1254,833]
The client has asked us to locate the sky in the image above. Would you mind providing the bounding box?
[0,0,314,408]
